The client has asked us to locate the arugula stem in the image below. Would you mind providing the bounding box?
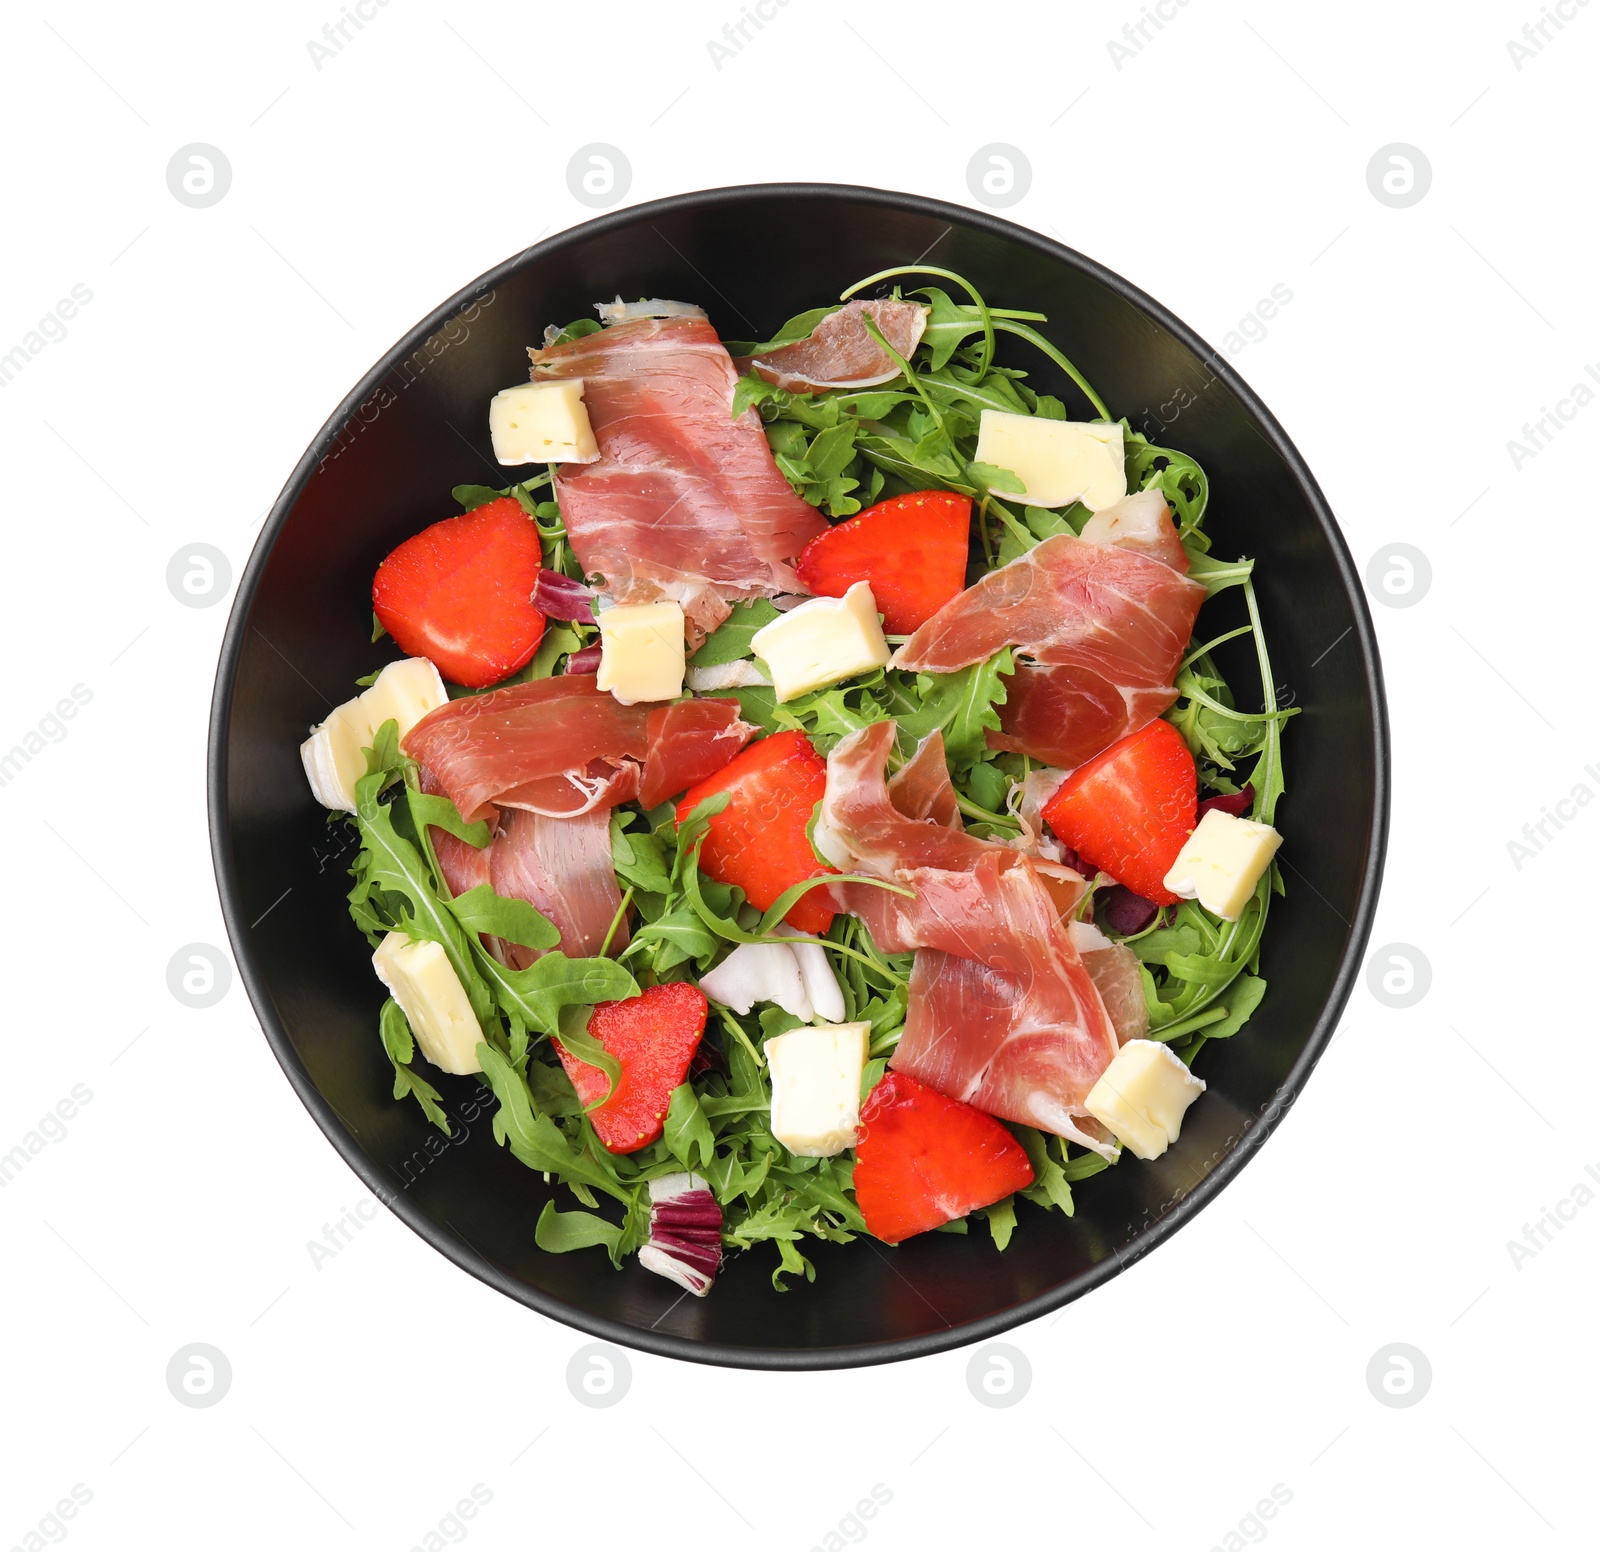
[599,887,633,958]
[990,319,1111,420]
[1149,1004,1232,1043]
[1180,625,1253,672]
[1243,575,1283,825]
[1179,680,1293,725]
[860,314,954,446]
[955,791,1020,829]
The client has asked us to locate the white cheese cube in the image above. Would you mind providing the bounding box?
[1163,808,1283,921]
[595,600,686,705]
[767,1022,870,1158]
[750,581,891,703]
[1084,1038,1205,1160]
[489,379,599,465]
[371,931,485,1075]
[975,410,1127,511]
[300,657,448,812]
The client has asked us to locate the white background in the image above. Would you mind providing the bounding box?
[1,1,1592,1547]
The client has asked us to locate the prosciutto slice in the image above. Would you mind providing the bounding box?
[815,724,1118,1151]
[489,806,626,967]
[900,952,1118,1152]
[418,770,625,968]
[528,316,827,637]
[816,727,1085,955]
[891,520,1205,770]
[404,676,752,824]
[740,299,929,393]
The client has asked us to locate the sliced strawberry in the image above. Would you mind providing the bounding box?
[795,490,971,633]
[676,730,836,934]
[553,981,708,1155]
[372,497,546,688]
[1042,718,1196,905]
[854,1071,1034,1244]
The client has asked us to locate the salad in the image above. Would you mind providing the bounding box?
[300,268,1293,1296]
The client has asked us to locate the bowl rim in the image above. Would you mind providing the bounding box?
[208,180,1390,1370]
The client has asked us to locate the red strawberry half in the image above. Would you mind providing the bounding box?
[853,1071,1034,1243]
[372,496,547,688]
[1043,718,1197,905]
[796,489,971,633]
[554,981,708,1155]
[676,729,836,934]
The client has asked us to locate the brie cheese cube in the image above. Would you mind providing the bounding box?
[300,657,448,812]
[489,379,599,465]
[750,581,891,703]
[975,410,1127,511]
[1163,808,1283,921]
[767,1022,870,1158]
[1085,1038,1205,1160]
[371,931,485,1075]
[595,600,686,705]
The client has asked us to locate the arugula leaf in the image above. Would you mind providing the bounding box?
[535,1200,624,1256]
[664,1083,716,1170]
[479,1045,626,1201]
[721,305,840,357]
[378,998,451,1133]
[610,811,672,895]
[1016,1128,1075,1216]
[452,473,552,514]
[983,1196,1018,1251]
[1202,975,1268,1040]
[446,885,560,953]
[689,599,781,666]
[883,651,1012,771]
[479,952,638,1040]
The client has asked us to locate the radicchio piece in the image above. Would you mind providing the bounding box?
[563,643,603,675]
[1099,883,1161,937]
[1198,784,1255,819]
[638,1172,723,1297]
[532,569,598,624]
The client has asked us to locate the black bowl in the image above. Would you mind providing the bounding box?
[209,183,1387,1369]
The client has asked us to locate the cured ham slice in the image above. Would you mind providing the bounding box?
[489,807,627,968]
[891,527,1205,771]
[741,299,929,393]
[1068,921,1151,1045]
[885,728,962,829]
[528,316,827,637]
[816,727,1085,955]
[418,768,626,969]
[404,676,753,824]
[899,951,1118,1152]
[639,699,750,809]
[816,724,1117,1151]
